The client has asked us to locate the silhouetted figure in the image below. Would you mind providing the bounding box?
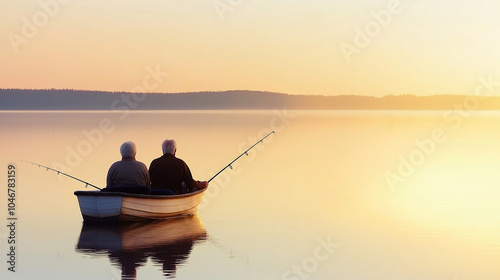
[108,250,148,280]
[149,139,208,194]
[150,239,195,278]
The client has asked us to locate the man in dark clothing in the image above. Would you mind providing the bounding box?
[149,139,208,194]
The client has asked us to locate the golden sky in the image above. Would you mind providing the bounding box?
[1,0,499,96]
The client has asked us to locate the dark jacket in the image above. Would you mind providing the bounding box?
[149,154,196,194]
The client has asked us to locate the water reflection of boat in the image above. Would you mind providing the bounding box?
[76,214,207,279]
[74,186,207,222]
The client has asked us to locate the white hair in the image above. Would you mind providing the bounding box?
[120,141,137,158]
[162,139,177,155]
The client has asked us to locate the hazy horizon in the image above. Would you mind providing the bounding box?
[3,2,500,279]
[0,87,498,98]
[2,1,499,97]
[5,88,500,111]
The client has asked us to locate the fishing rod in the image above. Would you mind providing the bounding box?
[207,130,275,183]
[23,160,102,190]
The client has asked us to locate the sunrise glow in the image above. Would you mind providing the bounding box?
[1,0,499,96]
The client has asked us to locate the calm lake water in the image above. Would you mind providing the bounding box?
[2,110,500,280]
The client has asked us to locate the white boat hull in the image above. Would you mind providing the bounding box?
[74,187,207,222]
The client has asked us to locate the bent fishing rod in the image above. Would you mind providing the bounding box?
[22,160,102,190]
[207,130,275,183]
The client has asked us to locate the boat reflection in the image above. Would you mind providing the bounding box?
[75,215,207,279]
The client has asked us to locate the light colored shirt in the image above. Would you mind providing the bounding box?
[106,158,150,187]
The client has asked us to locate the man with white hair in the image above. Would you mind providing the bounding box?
[105,141,150,191]
[149,139,208,194]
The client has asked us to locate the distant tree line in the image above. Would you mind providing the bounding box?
[1,89,500,110]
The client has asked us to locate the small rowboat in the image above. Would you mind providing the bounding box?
[27,131,274,223]
[74,187,207,222]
